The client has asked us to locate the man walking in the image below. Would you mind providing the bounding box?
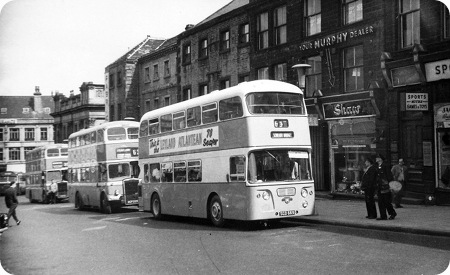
[4,181,21,226]
[391,158,407,208]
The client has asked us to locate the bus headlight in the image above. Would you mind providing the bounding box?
[301,188,308,198]
[302,201,308,208]
[262,191,271,200]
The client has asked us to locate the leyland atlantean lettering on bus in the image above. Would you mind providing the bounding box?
[148,126,219,155]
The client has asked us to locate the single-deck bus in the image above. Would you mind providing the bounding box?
[25,144,69,203]
[138,80,315,226]
[67,120,140,214]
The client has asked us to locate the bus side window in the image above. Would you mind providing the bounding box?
[173,111,186,130]
[219,96,243,121]
[97,129,104,143]
[148,118,159,135]
[160,114,172,133]
[98,164,107,182]
[90,131,96,144]
[140,120,149,138]
[150,163,161,183]
[161,162,173,182]
[174,161,186,182]
[202,103,218,124]
[230,156,246,181]
[187,106,201,127]
[188,160,202,182]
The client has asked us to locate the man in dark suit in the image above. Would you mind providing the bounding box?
[375,154,397,220]
[361,157,378,219]
[4,181,21,226]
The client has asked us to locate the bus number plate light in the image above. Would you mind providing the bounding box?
[271,131,294,138]
[274,119,289,128]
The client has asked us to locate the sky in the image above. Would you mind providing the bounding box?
[0,0,232,97]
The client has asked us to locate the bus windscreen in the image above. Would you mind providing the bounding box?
[246,92,304,115]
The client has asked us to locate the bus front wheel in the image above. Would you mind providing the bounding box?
[101,194,112,214]
[151,193,162,219]
[209,195,224,227]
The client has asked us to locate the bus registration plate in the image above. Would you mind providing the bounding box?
[279,210,296,216]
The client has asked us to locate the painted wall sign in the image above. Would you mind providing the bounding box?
[425,59,450,82]
[148,126,219,155]
[298,25,374,51]
[404,93,428,111]
[323,100,376,119]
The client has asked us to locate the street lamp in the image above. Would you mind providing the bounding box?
[292,63,311,90]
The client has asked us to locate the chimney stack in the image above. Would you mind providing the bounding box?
[34,86,43,113]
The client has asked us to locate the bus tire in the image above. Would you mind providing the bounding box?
[101,193,112,214]
[75,192,84,210]
[209,195,225,227]
[151,193,162,219]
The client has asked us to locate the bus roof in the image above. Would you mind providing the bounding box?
[68,120,140,139]
[27,143,68,153]
[141,80,303,121]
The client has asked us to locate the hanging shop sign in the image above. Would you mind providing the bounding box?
[323,99,376,120]
[425,59,450,82]
[298,25,374,51]
[435,104,450,128]
[400,93,429,111]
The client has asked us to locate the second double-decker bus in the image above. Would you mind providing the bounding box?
[0,171,26,196]
[138,80,315,227]
[67,120,140,214]
[25,144,69,203]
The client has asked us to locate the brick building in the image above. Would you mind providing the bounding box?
[105,36,165,122]
[137,37,178,116]
[178,0,250,100]
[51,82,106,143]
[0,87,54,172]
[382,0,450,204]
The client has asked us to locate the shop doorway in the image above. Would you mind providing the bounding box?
[400,115,424,193]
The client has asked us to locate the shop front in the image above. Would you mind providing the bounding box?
[434,103,450,203]
[319,91,382,196]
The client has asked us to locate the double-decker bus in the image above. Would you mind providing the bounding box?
[0,171,25,196]
[138,80,315,227]
[67,120,140,214]
[25,144,69,203]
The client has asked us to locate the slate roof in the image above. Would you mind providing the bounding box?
[106,36,166,69]
[0,95,54,119]
[196,0,249,26]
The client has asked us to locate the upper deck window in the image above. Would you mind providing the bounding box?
[173,111,186,130]
[107,127,126,141]
[128,127,139,139]
[47,148,60,157]
[246,92,305,115]
[219,97,243,121]
[160,114,173,133]
[187,107,201,127]
[61,148,68,156]
[202,103,218,124]
[148,118,160,135]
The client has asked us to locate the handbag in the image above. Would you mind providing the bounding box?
[389,180,402,193]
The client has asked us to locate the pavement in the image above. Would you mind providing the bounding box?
[291,191,450,237]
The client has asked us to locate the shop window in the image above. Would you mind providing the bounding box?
[399,0,420,48]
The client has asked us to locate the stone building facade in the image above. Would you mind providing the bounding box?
[0,87,54,172]
[51,82,106,143]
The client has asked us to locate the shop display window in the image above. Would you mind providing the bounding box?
[330,118,377,194]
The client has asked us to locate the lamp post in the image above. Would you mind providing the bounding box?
[292,64,311,90]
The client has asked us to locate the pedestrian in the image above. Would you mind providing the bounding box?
[375,154,397,220]
[360,157,378,219]
[391,158,407,208]
[4,181,21,226]
[48,180,57,204]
